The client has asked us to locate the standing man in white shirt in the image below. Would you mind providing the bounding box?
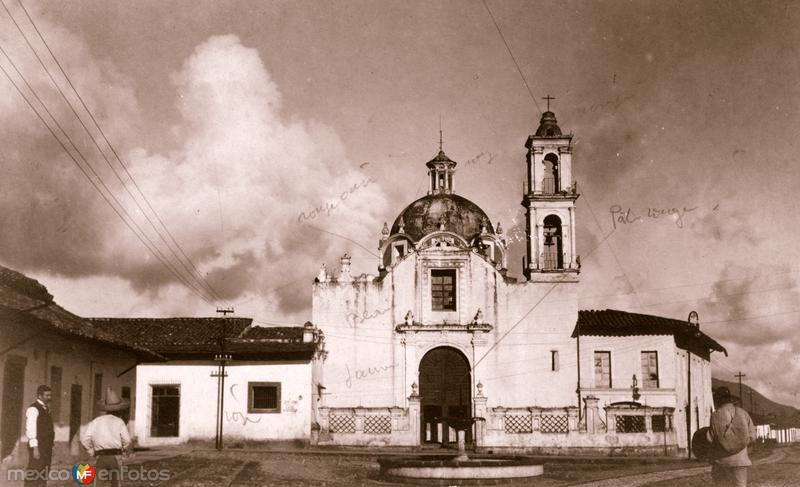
[25,385,54,487]
[81,388,131,487]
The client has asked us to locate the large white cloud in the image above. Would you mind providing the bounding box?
[2,32,388,320]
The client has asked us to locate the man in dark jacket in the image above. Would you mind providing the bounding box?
[25,385,54,486]
[707,387,757,487]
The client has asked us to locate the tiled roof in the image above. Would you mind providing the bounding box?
[0,265,53,306]
[574,309,726,355]
[0,265,162,360]
[89,319,315,359]
[88,317,253,353]
[239,325,305,341]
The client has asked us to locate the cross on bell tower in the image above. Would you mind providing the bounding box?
[542,94,555,112]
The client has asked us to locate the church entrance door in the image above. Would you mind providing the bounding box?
[418,347,471,446]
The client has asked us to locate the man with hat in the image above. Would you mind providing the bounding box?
[706,386,757,487]
[81,387,131,487]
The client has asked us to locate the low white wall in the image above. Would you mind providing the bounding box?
[135,361,312,446]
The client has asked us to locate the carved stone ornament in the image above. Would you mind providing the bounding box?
[438,215,447,231]
[411,381,419,397]
[430,236,456,248]
[473,308,484,324]
[398,216,406,234]
[496,221,503,235]
[317,264,328,282]
[338,253,352,282]
[381,221,390,237]
[476,381,484,398]
[404,310,414,326]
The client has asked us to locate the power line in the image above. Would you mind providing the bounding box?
[480,0,542,113]
[0,44,215,305]
[4,0,224,304]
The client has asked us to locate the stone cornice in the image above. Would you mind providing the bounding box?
[395,323,493,334]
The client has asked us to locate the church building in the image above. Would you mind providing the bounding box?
[311,110,726,455]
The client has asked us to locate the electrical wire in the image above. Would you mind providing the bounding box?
[3,0,224,304]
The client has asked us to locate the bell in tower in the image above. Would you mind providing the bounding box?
[522,97,580,281]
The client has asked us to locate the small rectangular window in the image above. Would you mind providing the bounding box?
[150,385,180,437]
[248,382,281,413]
[594,351,611,388]
[641,351,659,388]
[550,350,559,371]
[431,269,456,311]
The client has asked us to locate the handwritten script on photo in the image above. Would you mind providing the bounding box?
[610,204,700,229]
[345,362,398,389]
[464,151,496,166]
[296,163,375,223]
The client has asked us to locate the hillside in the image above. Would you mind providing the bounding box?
[712,378,800,427]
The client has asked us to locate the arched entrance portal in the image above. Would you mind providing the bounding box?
[418,347,471,445]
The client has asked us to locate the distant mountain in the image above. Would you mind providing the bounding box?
[712,378,800,427]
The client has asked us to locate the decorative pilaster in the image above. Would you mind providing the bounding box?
[473,385,487,447]
[408,387,421,444]
[584,396,601,434]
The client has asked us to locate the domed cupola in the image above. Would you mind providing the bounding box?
[534,111,562,137]
[377,141,509,274]
[390,193,493,243]
[426,149,457,195]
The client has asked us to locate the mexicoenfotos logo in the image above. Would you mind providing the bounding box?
[72,464,96,484]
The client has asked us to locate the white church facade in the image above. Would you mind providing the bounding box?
[310,110,726,455]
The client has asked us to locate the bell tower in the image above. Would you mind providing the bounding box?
[522,100,580,281]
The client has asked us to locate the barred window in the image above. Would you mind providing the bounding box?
[616,415,645,433]
[248,382,281,413]
[431,269,456,311]
[652,415,669,432]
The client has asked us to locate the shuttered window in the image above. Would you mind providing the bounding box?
[594,351,611,388]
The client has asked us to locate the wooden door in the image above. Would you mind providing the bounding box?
[1,355,27,458]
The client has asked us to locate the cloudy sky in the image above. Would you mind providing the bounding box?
[1,0,798,407]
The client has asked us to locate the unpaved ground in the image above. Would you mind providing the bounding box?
[1,445,792,486]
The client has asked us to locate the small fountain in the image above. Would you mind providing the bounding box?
[378,417,544,484]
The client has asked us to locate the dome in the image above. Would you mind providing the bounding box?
[391,193,493,242]
[535,111,563,137]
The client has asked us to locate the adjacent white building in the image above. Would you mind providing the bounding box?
[90,318,320,447]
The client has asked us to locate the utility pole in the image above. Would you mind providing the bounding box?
[686,311,699,459]
[749,389,754,415]
[212,307,234,450]
[735,371,746,407]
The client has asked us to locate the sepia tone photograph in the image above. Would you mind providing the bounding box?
[1,1,798,485]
